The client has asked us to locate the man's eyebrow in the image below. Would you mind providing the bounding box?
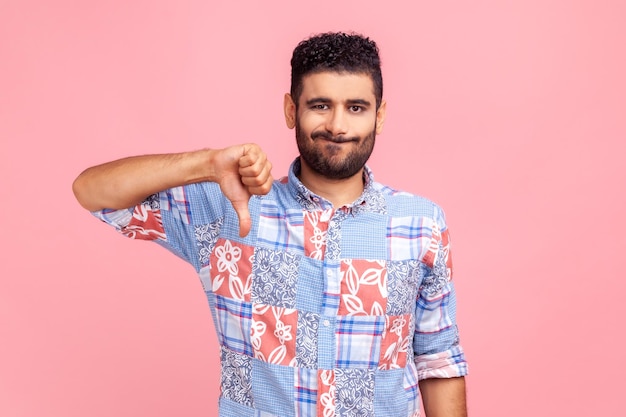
[346,99,372,107]
[305,97,332,105]
[305,98,372,106]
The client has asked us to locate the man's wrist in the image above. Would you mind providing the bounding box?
[181,148,217,185]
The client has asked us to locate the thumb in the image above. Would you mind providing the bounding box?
[231,199,252,237]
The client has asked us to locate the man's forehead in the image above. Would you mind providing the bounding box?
[299,71,376,100]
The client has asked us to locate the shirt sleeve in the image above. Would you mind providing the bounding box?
[413,207,468,379]
[91,182,226,268]
[92,193,166,241]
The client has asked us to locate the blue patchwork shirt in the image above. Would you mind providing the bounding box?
[94,158,468,417]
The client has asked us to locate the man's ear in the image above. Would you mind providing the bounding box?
[284,93,296,129]
[375,100,387,134]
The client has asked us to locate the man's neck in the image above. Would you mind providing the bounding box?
[297,159,365,208]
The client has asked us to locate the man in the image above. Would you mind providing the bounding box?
[73,32,468,417]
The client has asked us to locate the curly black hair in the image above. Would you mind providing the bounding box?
[290,32,383,109]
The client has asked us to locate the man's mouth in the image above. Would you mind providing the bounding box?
[313,133,357,143]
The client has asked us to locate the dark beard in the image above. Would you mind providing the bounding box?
[295,121,376,180]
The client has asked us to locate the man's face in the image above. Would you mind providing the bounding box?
[285,71,386,180]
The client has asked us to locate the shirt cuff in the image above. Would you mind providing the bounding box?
[415,344,468,379]
[92,208,133,230]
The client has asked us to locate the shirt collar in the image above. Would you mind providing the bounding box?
[286,158,377,212]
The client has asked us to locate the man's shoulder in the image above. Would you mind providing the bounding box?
[372,181,437,205]
[371,181,444,219]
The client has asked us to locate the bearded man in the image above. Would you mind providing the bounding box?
[73,32,468,417]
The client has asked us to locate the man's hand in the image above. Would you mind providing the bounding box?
[210,144,273,237]
[73,143,273,238]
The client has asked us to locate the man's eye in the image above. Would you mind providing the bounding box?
[350,106,363,112]
[312,104,328,110]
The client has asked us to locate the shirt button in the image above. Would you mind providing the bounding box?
[323,320,330,327]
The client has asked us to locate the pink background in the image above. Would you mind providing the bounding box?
[2,1,625,416]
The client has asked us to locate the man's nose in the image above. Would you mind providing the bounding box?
[325,108,348,136]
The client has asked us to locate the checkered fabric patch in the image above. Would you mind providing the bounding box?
[373,369,408,417]
[160,186,192,225]
[416,282,453,333]
[404,363,421,416]
[215,295,253,356]
[321,261,342,316]
[336,315,385,368]
[250,360,296,417]
[415,344,468,379]
[257,201,305,253]
[294,367,317,417]
[387,216,434,261]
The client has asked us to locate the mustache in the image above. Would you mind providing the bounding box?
[310,131,359,143]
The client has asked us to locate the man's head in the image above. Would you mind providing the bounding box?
[290,32,383,110]
[284,32,387,182]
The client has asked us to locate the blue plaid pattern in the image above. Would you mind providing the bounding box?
[94,207,133,231]
[92,159,468,417]
[321,260,341,316]
[294,368,317,417]
[387,216,433,261]
[257,199,288,249]
[336,316,385,368]
[215,295,253,356]
[403,363,421,417]
[415,281,454,334]
[161,186,192,224]
[257,201,305,254]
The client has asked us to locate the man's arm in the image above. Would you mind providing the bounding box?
[420,376,467,417]
[413,207,469,416]
[72,144,273,236]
